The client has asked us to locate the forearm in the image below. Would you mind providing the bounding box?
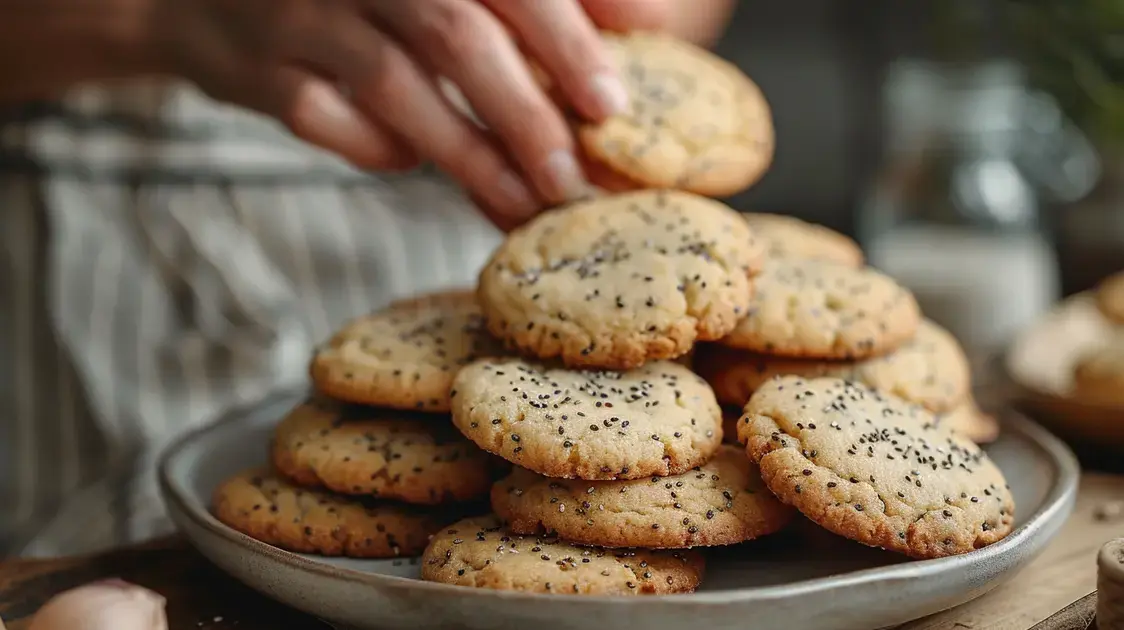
[666,0,737,46]
[0,0,160,102]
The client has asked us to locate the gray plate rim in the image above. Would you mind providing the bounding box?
[158,391,1080,605]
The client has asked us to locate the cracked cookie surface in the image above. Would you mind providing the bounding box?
[450,358,722,480]
[699,319,969,412]
[719,259,920,359]
[420,515,705,594]
[272,397,500,505]
[579,32,774,197]
[491,445,794,548]
[311,290,503,412]
[212,468,450,558]
[1096,271,1124,324]
[478,190,763,370]
[738,376,1014,559]
[744,213,863,267]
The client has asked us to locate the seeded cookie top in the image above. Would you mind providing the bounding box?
[719,259,920,359]
[478,190,763,370]
[212,468,450,558]
[311,290,503,412]
[491,445,794,549]
[451,357,722,480]
[738,376,1014,559]
[579,32,774,197]
[743,213,864,267]
[699,319,970,412]
[1097,271,1124,324]
[420,515,705,595]
[272,397,501,505]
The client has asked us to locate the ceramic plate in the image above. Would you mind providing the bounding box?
[159,392,1079,630]
[1005,293,1124,451]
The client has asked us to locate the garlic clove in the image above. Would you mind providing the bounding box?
[28,578,168,630]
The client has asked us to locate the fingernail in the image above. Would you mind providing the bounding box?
[544,151,591,202]
[590,72,630,117]
[495,170,539,216]
[306,84,363,135]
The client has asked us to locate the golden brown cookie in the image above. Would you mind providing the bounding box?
[478,190,763,370]
[272,397,500,505]
[310,290,503,412]
[935,398,1000,445]
[1072,337,1124,405]
[451,357,722,480]
[719,259,921,360]
[744,213,863,267]
[1096,271,1124,324]
[212,468,448,558]
[576,32,774,198]
[698,319,969,412]
[738,376,1015,559]
[420,515,705,595]
[491,445,794,549]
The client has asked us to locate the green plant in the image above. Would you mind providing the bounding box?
[1005,0,1124,151]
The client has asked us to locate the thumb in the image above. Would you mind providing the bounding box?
[579,0,669,32]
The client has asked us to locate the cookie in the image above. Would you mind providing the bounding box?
[737,376,1015,559]
[310,290,502,412]
[719,259,921,360]
[420,515,705,595]
[699,319,969,412]
[935,398,1000,445]
[1072,338,1124,405]
[491,445,794,548]
[744,213,863,268]
[477,190,763,370]
[272,397,500,505]
[451,358,722,480]
[212,468,448,558]
[1096,271,1124,324]
[577,32,774,197]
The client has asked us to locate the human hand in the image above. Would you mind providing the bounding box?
[153,0,669,228]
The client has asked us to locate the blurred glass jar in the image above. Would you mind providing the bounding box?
[858,59,1100,358]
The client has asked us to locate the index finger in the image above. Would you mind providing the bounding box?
[478,0,630,122]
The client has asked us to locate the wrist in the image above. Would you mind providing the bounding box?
[0,0,166,101]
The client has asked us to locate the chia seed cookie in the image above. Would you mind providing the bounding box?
[719,259,921,360]
[1096,271,1124,324]
[744,213,863,268]
[738,376,1015,559]
[578,32,774,197]
[1071,337,1124,405]
[310,290,503,412]
[477,190,763,370]
[272,397,500,505]
[699,319,969,412]
[212,468,448,558]
[491,445,794,549]
[420,515,705,595]
[450,357,722,480]
[935,398,1000,445]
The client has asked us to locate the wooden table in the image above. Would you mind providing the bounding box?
[2,473,1122,630]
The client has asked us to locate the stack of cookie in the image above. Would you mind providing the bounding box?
[694,213,1000,445]
[207,28,1018,595]
[213,291,508,559]
[431,190,797,595]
